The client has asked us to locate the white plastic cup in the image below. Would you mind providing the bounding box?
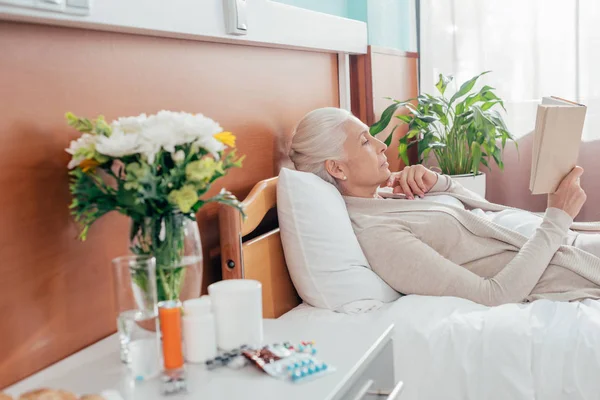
[208,279,263,351]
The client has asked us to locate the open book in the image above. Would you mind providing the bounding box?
[529,96,587,194]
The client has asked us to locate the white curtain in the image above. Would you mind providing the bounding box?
[420,0,600,141]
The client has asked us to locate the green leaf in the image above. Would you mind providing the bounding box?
[405,104,440,125]
[461,85,496,109]
[471,142,482,174]
[430,103,448,126]
[417,116,438,123]
[385,96,417,104]
[480,90,505,111]
[471,105,497,138]
[191,200,205,213]
[406,129,420,139]
[383,125,398,147]
[435,73,454,95]
[404,102,418,115]
[488,109,510,132]
[481,100,503,111]
[411,117,429,130]
[417,94,431,105]
[415,133,435,164]
[398,140,410,166]
[205,190,246,219]
[449,71,491,106]
[481,89,500,101]
[421,147,432,162]
[130,219,141,243]
[370,102,402,136]
[491,146,502,164]
[456,86,506,118]
[396,114,413,124]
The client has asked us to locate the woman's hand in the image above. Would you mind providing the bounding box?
[387,165,439,199]
[548,166,587,219]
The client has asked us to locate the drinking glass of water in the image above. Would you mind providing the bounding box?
[112,255,160,381]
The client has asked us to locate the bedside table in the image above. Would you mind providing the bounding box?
[6,319,403,400]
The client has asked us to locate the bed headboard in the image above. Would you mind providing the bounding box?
[219,177,301,318]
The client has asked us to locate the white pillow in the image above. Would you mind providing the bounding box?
[277,168,400,311]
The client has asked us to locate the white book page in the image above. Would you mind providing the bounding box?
[541,96,580,106]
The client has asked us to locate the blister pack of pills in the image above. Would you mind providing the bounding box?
[205,341,335,383]
[262,353,333,382]
[205,345,250,370]
[241,342,335,383]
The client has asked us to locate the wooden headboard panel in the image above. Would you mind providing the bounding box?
[219,177,300,318]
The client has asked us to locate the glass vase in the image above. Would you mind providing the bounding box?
[129,212,203,303]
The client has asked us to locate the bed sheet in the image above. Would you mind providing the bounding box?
[279,295,600,400]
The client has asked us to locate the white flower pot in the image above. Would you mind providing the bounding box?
[450,172,486,199]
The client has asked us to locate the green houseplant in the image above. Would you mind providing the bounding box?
[370,71,516,177]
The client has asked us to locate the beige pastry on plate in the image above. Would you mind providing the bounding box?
[18,389,77,400]
[0,392,14,400]
[79,396,105,400]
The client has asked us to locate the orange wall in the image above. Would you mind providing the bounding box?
[0,21,339,388]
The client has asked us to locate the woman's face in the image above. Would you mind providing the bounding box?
[327,117,391,194]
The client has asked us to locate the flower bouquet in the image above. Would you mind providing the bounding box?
[66,110,245,302]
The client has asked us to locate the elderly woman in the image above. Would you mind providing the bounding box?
[288,107,600,306]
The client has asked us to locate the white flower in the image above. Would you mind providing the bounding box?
[138,140,161,164]
[194,135,225,159]
[112,113,146,135]
[181,113,223,143]
[139,111,225,160]
[141,111,183,155]
[87,111,227,164]
[96,129,140,158]
[66,133,96,169]
[185,114,226,157]
[67,156,84,170]
[172,150,185,164]
[159,220,166,241]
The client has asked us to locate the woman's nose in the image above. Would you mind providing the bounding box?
[378,138,388,152]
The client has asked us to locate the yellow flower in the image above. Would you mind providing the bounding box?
[213,131,236,148]
[80,159,100,173]
[186,158,224,184]
[124,162,150,191]
[167,185,198,214]
[126,162,150,179]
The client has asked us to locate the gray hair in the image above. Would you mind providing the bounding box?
[288,107,353,186]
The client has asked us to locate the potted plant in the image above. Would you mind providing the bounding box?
[370,71,516,197]
[66,110,245,303]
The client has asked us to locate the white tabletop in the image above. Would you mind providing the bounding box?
[7,319,394,400]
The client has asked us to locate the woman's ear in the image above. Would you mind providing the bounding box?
[325,160,347,181]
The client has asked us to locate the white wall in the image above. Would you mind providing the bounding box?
[0,0,368,54]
